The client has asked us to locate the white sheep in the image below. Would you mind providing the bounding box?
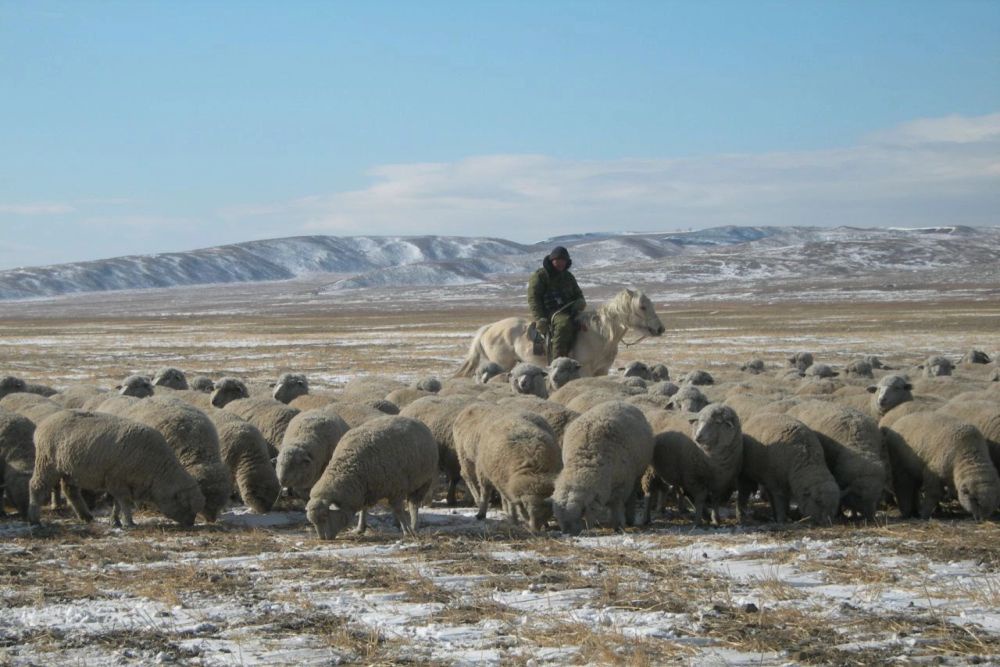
[117,375,154,398]
[0,407,35,519]
[272,373,309,404]
[223,396,301,458]
[306,415,438,540]
[739,412,840,524]
[190,375,215,392]
[509,362,549,399]
[920,355,955,377]
[866,374,914,417]
[804,363,838,379]
[152,367,189,390]
[552,400,654,535]
[938,399,1000,477]
[29,410,205,527]
[384,387,433,409]
[208,410,281,514]
[683,370,715,386]
[53,385,110,409]
[452,403,560,530]
[475,361,506,385]
[883,412,1000,520]
[786,400,888,521]
[669,384,710,413]
[691,403,744,523]
[788,352,815,373]
[211,377,250,407]
[496,396,579,447]
[622,361,652,381]
[275,408,350,498]
[649,363,670,382]
[547,357,582,393]
[400,395,479,506]
[844,359,874,379]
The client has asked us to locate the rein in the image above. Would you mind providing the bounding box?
[621,335,648,348]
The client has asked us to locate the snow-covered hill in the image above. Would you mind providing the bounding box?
[0,226,997,301]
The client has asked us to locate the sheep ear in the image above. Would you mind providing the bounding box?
[865,385,877,394]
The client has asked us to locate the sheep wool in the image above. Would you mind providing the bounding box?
[0,407,36,518]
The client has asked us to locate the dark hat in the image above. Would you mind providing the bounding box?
[549,246,570,261]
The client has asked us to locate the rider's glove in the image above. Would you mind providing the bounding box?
[535,319,550,336]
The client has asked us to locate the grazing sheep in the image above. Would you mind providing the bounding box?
[844,359,874,379]
[739,413,840,524]
[939,399,1000,475]
[223,396,300,458]
[740,359,766,375]
[862,355,887,369]
[366,398,400,415]
[547,357,582,392]
[152,367,189,390]
[276,409,350,498]
[208,410,281,513]
[210,377,250,408]
[724,393,796,424]
[306,415,438,540]
[506,362,548,399]
[496,396,579,447]
[621,377,648,392]
[272,373,309,404]
[626,392,676,414]
[475,361,506,385]
[29,410,205,527]
[867,375,913,417]
[788,352,815,373]
[961,349,991,365]
[413,376,442,393]
[400,395,478,506]
[670,385,710,413]
[1,392,52,413]
[190,375,215,392]
[453,404,560,530]
[0,408,35,518]
[553,401,654,535]
[117,375,154,398]
[622,361,652,381]
[877,395,945,429]
[883,412,1000,521]
[98,396,233,522]
[684,370,714,386]
[804,363,839,379]
[921,355,955,377]
[786,400,888,521]
[650,363,670,382]
[641,419,712,526]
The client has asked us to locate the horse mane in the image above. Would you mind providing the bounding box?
[579,289,636,340]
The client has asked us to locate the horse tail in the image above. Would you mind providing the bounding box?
[453,324,491,378]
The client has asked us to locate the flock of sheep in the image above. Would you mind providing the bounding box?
[2,345,999,539]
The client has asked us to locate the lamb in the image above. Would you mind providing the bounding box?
[98,396,233,522]
[452,403,560,530]
[669,385,710,413]
[275,408,350,498]
[509,362,549,399]
[223,396,301,457]
[552,400,654,535]
[622,361,652,381]
[649,363,670,382]
[921,355,955,377]
[117,375,154,398]
[496,396,579,447]
[882,412,1000,520]
[152,367,189,390]
[547,357,582,392]
[28,410,205,527]
[788,352,815,373]
[400,395,478,506]
[0,407,35,518]
[786,400,888,520]
[640,415,713,526]
[739,413,840,524]
[208,410,281,513]
[272,373,309,404]
[306,415,438,540]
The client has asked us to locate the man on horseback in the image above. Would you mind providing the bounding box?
[528,246,586,360]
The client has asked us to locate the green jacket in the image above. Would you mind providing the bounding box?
[528,255,586,322]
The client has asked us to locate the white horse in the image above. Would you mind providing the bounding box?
[454,288,665,378]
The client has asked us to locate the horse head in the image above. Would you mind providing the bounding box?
[624,289,665,337]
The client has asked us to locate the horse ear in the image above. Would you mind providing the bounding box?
[625,288,636,297]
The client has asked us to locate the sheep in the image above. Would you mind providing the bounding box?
[412,376,442,393]
[366,398,400,415]
[670,385,710,413]
[740,359,766,375]
[626,393,677,414]
[938,399,1000,475]
[622,361,652,381]
[53,385,109,409]
[1,392,52,414]
[452,403,560,530]
[650,363,670,382]
[275,408,350,498]
[306,415,438,540]
[641,416,713,526]
[190,375,215,392]
[911,376,989,401]
[961,349,991,365]
[475,361,505,385]
[341,376,407,403]
[795,378,842,396]
[882,412,1000,521]
[920,355,955,377]
[7,396,63,426]
[117,375,154,398]
[29,410,205,527]
[98,396,233,522]
[683,370,714,386]
[844,359,874,379]
[223,396,300,458]
[690,403,744,524]
[786,400,888,521]
[548,377,626,405]
[324,401,392,429]
[620,376,648,392]
[272,373,309,404]
[152,367,189,390]
[866,374,913,417]
[724,393,797,424]
[788,352,814,373]
[739,413,840,524]
[208,410,281,514]
[0,407,35,519]
[496,396,579,447]
[649,381,680,397]
[210,377,250,408]
[878,395,945,429]
[804,363,839,379]
[400,395,478,506]
[506,363,548,399]
[289,392,338,411]
[565,388,629,414]
[0,376,27,399]
[552,400,654,535]
[384,387,432,409]
[547,357,582,392]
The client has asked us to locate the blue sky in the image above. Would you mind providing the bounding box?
[1,0,999,269]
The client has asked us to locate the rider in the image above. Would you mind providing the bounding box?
[528,246,586,359]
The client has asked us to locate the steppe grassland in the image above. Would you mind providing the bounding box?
[1,295,1000,665]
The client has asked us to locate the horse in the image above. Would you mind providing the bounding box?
[454,288,665,378]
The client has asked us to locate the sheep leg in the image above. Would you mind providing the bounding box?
[27,469,59,525]
[407,481,433,530]
[389,497,416,537]
[446,475,459,507]
[354,509,368,534]
[611,499,628,532]
[768,488,789,523]
[63,482,95,523]
[893,472,919,519]
[690,491,708,528]
[111,496,136,528]
[736,477,757,524]
[476,481,493,521]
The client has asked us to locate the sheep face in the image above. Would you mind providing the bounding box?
[510,365,548,399]
[273,374,309,404]
[548,357,582,389]
[276,447,320,491]
[796,480,839,525]
[153,483,205,527]
[306,499,354,540]
[243,476,282,515]
[211,379,249,408]
[153,367,188,390]
[523,496,554,532]
[554,500,585,536]
[867,376,913,415]
[693,405,740,452]
[956,474,1000,522]
[118,375,154,398]
[922,356,954,377]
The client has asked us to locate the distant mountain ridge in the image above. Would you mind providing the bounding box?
[0,226,997,301]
